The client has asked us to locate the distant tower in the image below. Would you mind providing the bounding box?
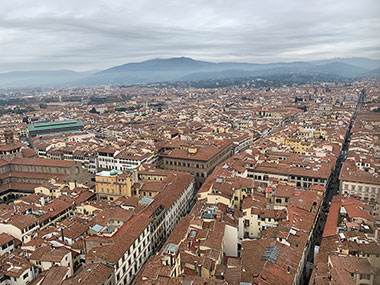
[4,129,14,145]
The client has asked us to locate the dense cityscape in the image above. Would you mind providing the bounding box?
[1,0,380,284]
[0,77,378,285]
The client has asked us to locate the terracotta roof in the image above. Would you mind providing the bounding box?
[10,157,75,168]
[0,233,14,245]
[0,143,23,152]
[62,263,113,284]
[40,266,69,285]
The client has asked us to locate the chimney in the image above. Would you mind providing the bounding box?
[61,228,64,242]
[198,264,202,276]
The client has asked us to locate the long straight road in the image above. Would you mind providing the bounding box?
[324,88,365,205]
[309,88,365,270]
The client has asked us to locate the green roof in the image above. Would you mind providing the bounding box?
[97,170,123,176]
[28,120,83,132]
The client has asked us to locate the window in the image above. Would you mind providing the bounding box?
[23,272,29,280]
[360,274,370,280]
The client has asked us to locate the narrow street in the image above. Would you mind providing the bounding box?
[306,89,366,280]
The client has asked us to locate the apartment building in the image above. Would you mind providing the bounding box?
[95,169,138,201]
[97,148,155,172]
[0,233,15,256]
[86,215,152,285]
[339,161,380,203]
[239,197,287,239]
[141,172,195,251]
[0,254,38,285]
[247,159,332,190]
[161,140,233,187]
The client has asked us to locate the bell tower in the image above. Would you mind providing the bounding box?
[4,129,14,145]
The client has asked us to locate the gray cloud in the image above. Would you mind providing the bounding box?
[0,0,379,72]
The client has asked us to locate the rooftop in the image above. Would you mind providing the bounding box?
[28,120,83,132]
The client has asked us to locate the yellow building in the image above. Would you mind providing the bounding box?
[198,177,253,211]
[284,138,312,153]
[95,169,138,201]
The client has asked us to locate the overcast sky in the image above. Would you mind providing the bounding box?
[0,0,379,73]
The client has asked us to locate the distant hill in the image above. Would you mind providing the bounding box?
[311,57,380,70]
[364,67,380,78]
[306,62,367,77]
[0,70,85,89]
[1,57,380,88]
[100,57,215,73]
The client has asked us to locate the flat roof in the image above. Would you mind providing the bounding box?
[161,243,179,255]
[28,120,83,132]
[91,224,103,233]
[97,170,123,176]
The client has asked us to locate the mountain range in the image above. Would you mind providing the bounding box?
[1,57,380,89]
